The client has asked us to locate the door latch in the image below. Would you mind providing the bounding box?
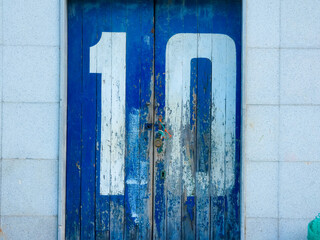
[154,133,163,148]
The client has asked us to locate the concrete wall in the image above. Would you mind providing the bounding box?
[0,0,59,239]
[243,0,320,239]
[0,0,319,239]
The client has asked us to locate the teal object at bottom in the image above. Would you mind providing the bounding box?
[308,217,320,240]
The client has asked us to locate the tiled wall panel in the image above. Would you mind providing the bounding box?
[244,0,319,238]
[0,0,59,238]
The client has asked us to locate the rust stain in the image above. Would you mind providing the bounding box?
[150,27,154,34]
[0,228,7,240]
[76,161,81,170]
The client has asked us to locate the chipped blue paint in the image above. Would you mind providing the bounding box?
[185,196,195,223]
[67,0,154,239]
[66,1,82,238]
[154,160,166,239]
[67,0,241,239]
[154,1,241,239]
[194,58,212,239]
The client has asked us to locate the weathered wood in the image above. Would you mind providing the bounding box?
[125,1,154,239]
[66,1,242,239]
[137,1,154,239]
[90,32,127,196]
[109,2,127,239]
[195,3,214,239]
[94,0,112,235]
[81,3,100,239]
[125,3,141,237]
[224,27,239,240]
[195,58,212,240]
[210,36,227,240]
[66,1,82,239]
[153,0,168,238]
[182,2,197,239]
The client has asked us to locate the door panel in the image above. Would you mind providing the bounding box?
[154,1,241,239]
[67,1,154,239]
[67,0,241,239]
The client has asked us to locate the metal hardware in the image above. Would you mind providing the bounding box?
[161,170,166,180]
[155,137,163,148]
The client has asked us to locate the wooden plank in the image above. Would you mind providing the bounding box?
[224,3,242,238]
[66,1,82,239]
[224,32,238,240]
[195,58,212,240]
[81,3,99,238]
[137,1,154,239]
[165,33,183,240]
[210,34,238,239]
[124,2,142,238]
[153,1,169,238]
[195,3,213,239]
[209,2,242,239]
[94,0,112,237]
[165,3,187,239]
[109,2,127,237]
[182,2,197,239]
[89,3,128,239]
[210,36,228,240]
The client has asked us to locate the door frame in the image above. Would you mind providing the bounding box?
[58,1,247,239]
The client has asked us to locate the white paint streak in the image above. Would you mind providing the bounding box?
[90,32,126,195]
[165,33,236,196]
[131,212,139,223]
[126,179,148,185]
[225,39,237,192]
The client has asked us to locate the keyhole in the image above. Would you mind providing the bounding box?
[161,170,166,180]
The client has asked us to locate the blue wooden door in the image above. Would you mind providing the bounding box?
[66,0,241,239]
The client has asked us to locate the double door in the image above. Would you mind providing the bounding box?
[66,0,242,239]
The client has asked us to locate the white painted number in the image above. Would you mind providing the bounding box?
[165,34,236,196]
[90,32,236,196]
[90,32,126,195]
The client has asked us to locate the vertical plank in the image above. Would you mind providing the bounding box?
[210,36,227,240]
[124,1,154,239]
[224,35,238,240]
[195,3,213,239]
[165,33,183,240]
[81,2,99,239]
[153,0,169,238]
[182,2,197,239]
[195,58,212,240]
[165,2,186,239]
[66,0,82,239]
[109,2,127,237]
[223,3,242,238]
[124,2,142,239]
[209,2,242,239]
[137,0,154,239]
[91,30,127,239]
[226,0,242,239]
[94,1,112,238]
